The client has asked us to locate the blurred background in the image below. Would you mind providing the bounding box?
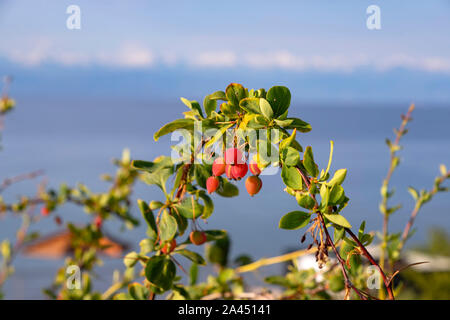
[0,0,449,298]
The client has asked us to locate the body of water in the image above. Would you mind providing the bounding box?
[1,97,449,299]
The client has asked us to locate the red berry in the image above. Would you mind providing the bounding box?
[245,176,262,196]
[231,163,248,180]
[94,216,103,229]
[161,239,177,254]
[54,216,62,225]
[249,161,261,176]
[206,176,219,194]
[225,164,235,180]
[212,157,226,176]
[189,231,207,245]
[224,148,243,165]
[41,207,50,216]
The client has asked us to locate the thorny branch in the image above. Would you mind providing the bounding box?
[296,166,394,300]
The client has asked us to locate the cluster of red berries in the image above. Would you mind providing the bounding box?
[206,148,263,196]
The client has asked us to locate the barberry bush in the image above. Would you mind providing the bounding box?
[0,82,448,300]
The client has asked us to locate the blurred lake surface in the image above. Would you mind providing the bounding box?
[1,97,449,299]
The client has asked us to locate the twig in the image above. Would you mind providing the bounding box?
[398,169,450,252]
[235,248,316,274]
[345,228,394,300]
[317,213,367,300]
[296,167,374,300]
[0,170,45,193]
[378,104,414,298]
[101,281,126,300]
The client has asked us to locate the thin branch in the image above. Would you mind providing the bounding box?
[345,228,394,300]
[317,213,367,300]
[0,170,45,193]
[235,248,316,274]
[376,104,414,298]
[296,166,373,300]
[398,169,450,252]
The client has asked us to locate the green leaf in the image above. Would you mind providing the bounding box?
[303,146,319,177]
[281,166,303,190]
[358,221,366,240]
[259,98,273,119]
[199,191,214,219]
[323,213,352,228]
[295,192,315,209]
[203,95,217,117]
[159,210,177,241]
[204,123,233,149]
[189,263,198,286]
[334,227,345,243]
[209,90,227,101]
[279,128,297,150]
[194,164,210,189]
[281,147,300,166]
[173,212,188,237]
[329,274,345,292]
[175,249,206,265]
[234,254,253,266]
[137,199,157,238]
[204,229,227,241]
[439,164,448,176]
[134,157,174,191]
[225,83,246,107]
[320,184,330,208]
[123,251,140,268]
[239,97,261,114]
[145,256,176,291]
[266,86,291,117]
[278,128,303,152]
[339,238,361,274]
[408,186,419,201]
[283,118,311,132]
[218,268,235,284]
[180,98,204,118]
[128,283,149,300]
[274,118,293,127]
[149,200,164,210]
[154,118,194,141]
[329,184,344,205]
[256,88,266,98]
[215,178,239,197]
[279,211,311,230]
[265,275,291,287]
[361,233,373,246]
[206,236,230,267]
[220,102,238,117]
[139,239,155,255]
[328,169,347,186]
[174,196,204,219]
[131,159,154,171]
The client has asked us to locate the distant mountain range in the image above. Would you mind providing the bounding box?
[2,58,450,106]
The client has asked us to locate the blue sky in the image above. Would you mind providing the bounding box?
[1,0,450,103]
